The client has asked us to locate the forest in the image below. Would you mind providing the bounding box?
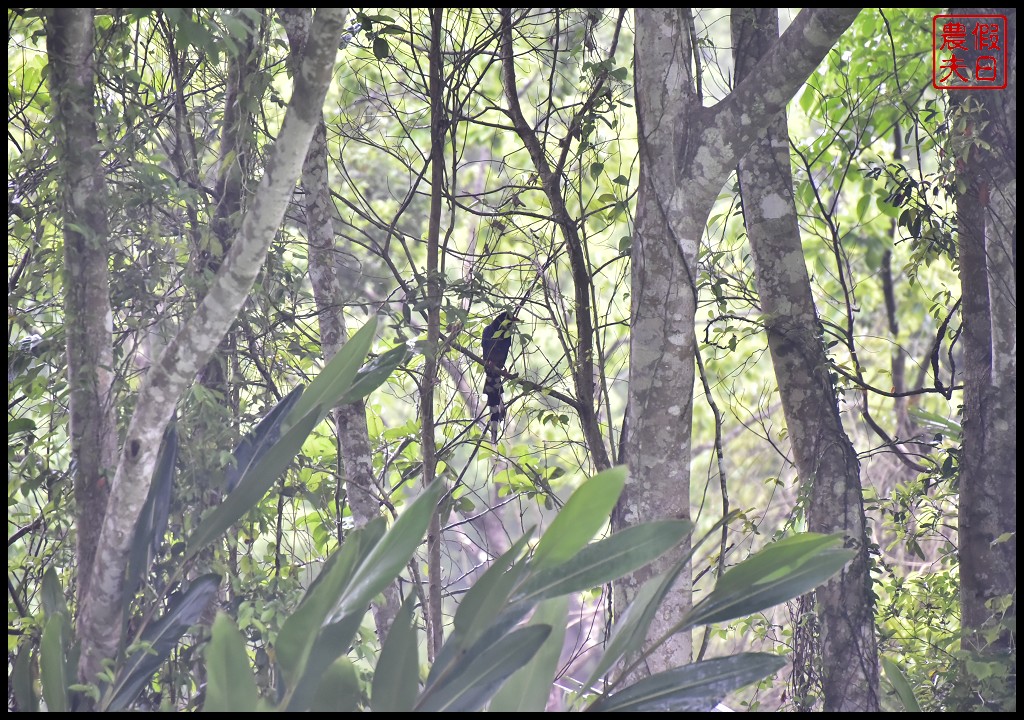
[7,7,1016,712]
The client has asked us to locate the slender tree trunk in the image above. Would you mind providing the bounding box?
[278,5,399,642]
[46,7,118,608]
[75,8,349,683]
[618,6,861,676]
[422,7,446,660]
[733,9,880,711]
[952,7,1016,666]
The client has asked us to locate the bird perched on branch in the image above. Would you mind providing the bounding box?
[481,312,517,440]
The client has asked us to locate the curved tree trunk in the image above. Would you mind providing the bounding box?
[618,6,861,677]
[733,9,880,711]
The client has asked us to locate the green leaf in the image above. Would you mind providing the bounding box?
[588,653,785,712]
[285,317,378,431]
[488,596,568,712]
[276,521,379,689]
[532,466,625,570]
[882,656,921,712]
[337,343,408,405]
[373,36,390,60]
[590,162,605,179]
[334,481,443,620]
[41,567,68,620]
[371,595,420,712]
[429,532,534,684]
[40,614,69,712]
[204,613,259,712]
[311,657,362,711]
[12,644,38,712]
[683,533,852,629]
[107,574,220,711]
[284,614,365,712]
[185,406,321,557]
[415,625,552,712]
[514,520,692,605]
[580,515,729,694]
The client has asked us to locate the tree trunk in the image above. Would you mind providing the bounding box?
[278,4,399,644]
[45,7,118,608]
[952,7,1016,664]
[733,9,880,711]
[618,6,861,677]
[75,8,350,683]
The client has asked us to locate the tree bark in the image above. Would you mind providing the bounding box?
[75,7,350,683]
[952,7,1016,660]
[277,4,399,644]
[618,6,861,676]
[45,7,118,608]
[733,9,880,711]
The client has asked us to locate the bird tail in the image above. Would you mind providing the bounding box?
[484,368,505,441]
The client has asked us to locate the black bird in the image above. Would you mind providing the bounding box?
[481,312,517,439]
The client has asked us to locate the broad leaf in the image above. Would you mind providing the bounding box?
[284,317,378,430]
[531,466,625,570]
[186,406,321,557]
[224,385,303,493]
[338,343,409,405]
[332,481,444,620]
[588,653,786,712]
[882,656,921,712]
[514,520,692,605]
[106,574,220,711]
[204,613,260,712]
[488,596,568,712]
[12,644,38,713]
[276,521,379,689]
[683,534,852,629]
[40,614,69,712]
[311,657,362,712]
[371,594,420,712]
[415,625,552,712]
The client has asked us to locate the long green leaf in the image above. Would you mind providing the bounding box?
[276,521,379,689]
[40,567,67,620]
[588,653,785,712]
[683,535,852,629]
[12,644,38,712]
[204,613,259,712]
[284,613,364,712]
[415,625,552,712]
[514,520,692,605]
[488,596,568,712]
[285,317,378,430]
[107,574,220,711]
[429,530,534,683]
[580,516,731,695]
[333,481,444,620]
[882,656,921,712]
[371,594,420,712]
[186,406,321,557]
[311,657,362,712]
[531,466,626,570]
[338,343,409,405]
[224,385,303,493]
[40,614,68,712]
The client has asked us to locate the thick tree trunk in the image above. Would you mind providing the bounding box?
[618,6,861,677]
[953,7,1016,661]
[733,9,880,711]
[75,8,349,683]
[46,8,118,608]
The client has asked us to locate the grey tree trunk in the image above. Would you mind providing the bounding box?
[277,5,399,643]
[45,8,119,608]
[952,7,1016,661]
[619,6,861,676]
[75,7,350,683]
[733,9,880,711]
